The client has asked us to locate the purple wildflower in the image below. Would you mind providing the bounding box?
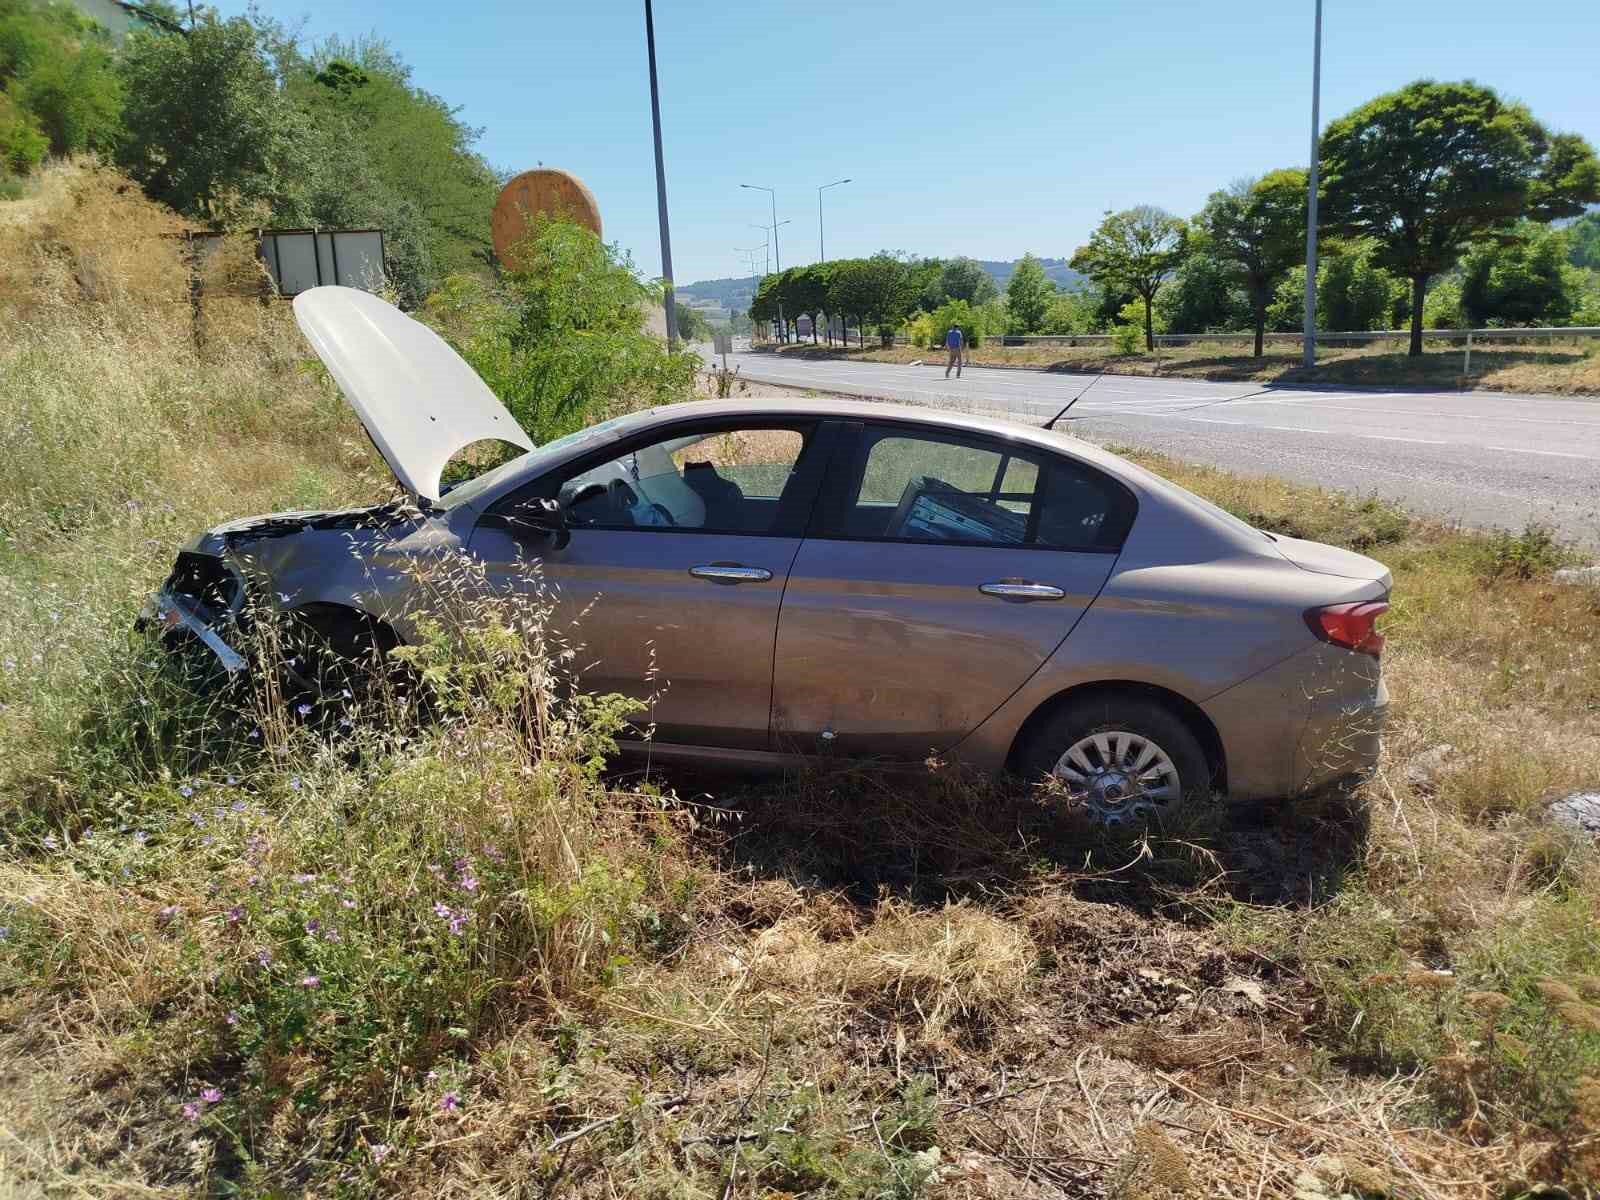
[341,897,356,909]
[189,812,206,829]
[288,776,302,791]
[182,1101,202,1122]
[448,914,468,936]
[133,830,148,844]
[304,918,320,935]
[255,948,273,967]
[225,775,238,786]
[225,1010,239,1025]
[370,1142,391,1163]
[457,874,478,893]
[292,873,316,886]
[299,975,320,989]
[179,784,194,798]
[440,1092,460,1113]
[42,833,59,851]
[200,1087,222,1104]
[157,905,180,925]
[226,905,243,925]
[433,902,452,920]
[323,927,341,943]
[231,799,247,812]
[296,704,312,717]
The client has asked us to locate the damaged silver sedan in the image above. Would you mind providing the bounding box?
[148,287,1391,824]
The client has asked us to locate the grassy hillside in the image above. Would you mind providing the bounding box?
[5,167,1600,1198]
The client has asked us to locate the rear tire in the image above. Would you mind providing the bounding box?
[1016,695,1212,827]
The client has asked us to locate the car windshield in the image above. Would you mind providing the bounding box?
[438,413,641,510]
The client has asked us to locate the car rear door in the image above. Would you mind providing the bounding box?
[770,421,1135,759]
[472,419,831,750]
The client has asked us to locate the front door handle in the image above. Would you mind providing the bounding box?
[979,580,1065,601]
[689,564,774,583]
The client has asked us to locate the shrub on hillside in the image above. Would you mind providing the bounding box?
[0,91,46,174]
[424,216,698,444]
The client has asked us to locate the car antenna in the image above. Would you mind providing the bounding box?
[1042,367,1109,430]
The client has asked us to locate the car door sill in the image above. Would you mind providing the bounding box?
[615,739,929,776]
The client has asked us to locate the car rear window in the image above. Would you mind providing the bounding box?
[824,426,1134,551]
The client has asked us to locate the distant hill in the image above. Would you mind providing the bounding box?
[677,256,1085,314]
[977,257,1085,291]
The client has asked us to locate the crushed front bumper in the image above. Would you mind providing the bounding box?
[138,588,247,674]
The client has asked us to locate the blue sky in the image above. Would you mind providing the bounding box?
[218,0,1600,287]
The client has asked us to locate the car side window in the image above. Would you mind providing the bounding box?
[822,426,1134,551]
[556,426,810,534]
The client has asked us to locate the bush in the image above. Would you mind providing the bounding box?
[926,298,982,349]
[423,216,699,444]
[0,92,48,174]
[1110,323,1143,355]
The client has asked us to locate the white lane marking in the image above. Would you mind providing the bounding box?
[1356,435,1449,444]
[1185,417,1317,432]
[1486,445,1593,460]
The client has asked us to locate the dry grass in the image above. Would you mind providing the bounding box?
[769,335,1600,396]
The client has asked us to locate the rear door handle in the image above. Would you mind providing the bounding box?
[689,564,774,583]
[979,580,1065,601]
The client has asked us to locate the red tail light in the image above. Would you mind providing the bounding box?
[1305,600,1388,657]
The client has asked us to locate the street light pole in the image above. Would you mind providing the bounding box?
[644,0,678,346]
[1302,0,1323,369]
[817,178,850,263]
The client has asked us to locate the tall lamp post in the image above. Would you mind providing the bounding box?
[1302,0,1323,368]
[740,183,781,270]
[817,177,850,262]
[644,0,678,345]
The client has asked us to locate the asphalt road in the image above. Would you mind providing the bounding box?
[723,349,1600,547]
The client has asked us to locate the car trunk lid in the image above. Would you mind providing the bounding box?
[292,286,533,505]
[1272,534,1392,591]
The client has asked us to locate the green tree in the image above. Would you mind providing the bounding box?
[1569,211,1600,269]
[1040,290,1093,334]
[1197,170,1305,355]
[1320,79,1600,355]
[941,256,998,304]
[673,303,712,342]
[1153,247,1248,336]
[1461,224,1576,325]
[0,90,46,174]
[1070,206,1188,350]
[1004,252,1054,333]
[786,264,831,342]
[1319,242,1401,331]
[829,254,913,346]
[291,40,499,281]
[116,15,302,222]
[428,216,697,444]
[927,299,982,349]
[13,39,120,156]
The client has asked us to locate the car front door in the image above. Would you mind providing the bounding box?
[472,419,830,750]
[771,421,1136,759]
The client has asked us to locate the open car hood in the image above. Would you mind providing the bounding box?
[292,287,533,504]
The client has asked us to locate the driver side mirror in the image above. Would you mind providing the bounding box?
[482,499,570,550]
[519,499,571,550]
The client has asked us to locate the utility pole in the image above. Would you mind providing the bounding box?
[1302,0,1323,369]
[644,0,678,345]
[817,177,850,262]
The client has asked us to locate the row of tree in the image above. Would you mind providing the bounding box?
[1,1,499,303]
[747,81,1600,357]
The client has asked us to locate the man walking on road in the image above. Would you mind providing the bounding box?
[944,325,964,379]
